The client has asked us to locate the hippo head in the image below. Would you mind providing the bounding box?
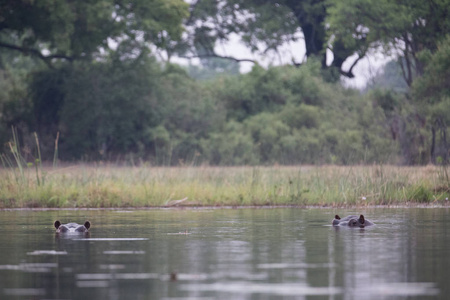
[54,220,91,233]
[347,215,367,228]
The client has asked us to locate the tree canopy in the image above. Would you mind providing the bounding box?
[181,0,450,82]
[0,0,189,66]
[327,0,450,85]
[180,0,376,78]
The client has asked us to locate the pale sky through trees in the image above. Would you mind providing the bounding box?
[175,31,391,89]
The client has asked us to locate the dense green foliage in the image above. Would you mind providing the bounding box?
[412,36,450,164]
[0,0,449,166]
[1,57,402,165]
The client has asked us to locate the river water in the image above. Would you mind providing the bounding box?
[0,207,448,299]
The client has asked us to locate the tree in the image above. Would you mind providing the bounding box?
[180,0,367,78]
[0,0,189,66]
[32,56,163,159]
[327,0,450,164]
[0,0,190,159]
[327,0,450,86]
[182,0,450,82]
[412,36,450,164]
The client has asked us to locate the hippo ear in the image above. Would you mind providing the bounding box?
[54,220,61,229]
[335,215,341,220]
[84,221,91,230]
[359,215,365,224]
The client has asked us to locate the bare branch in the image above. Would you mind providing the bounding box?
[340,52,365,78]
[0,41,75,67]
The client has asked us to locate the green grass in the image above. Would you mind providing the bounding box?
[0,164,449,208]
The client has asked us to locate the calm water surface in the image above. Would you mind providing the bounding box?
[0,207,448,300]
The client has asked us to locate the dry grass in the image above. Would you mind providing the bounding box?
[0,164,449,208]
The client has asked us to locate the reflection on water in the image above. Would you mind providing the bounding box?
[27,250,68,255]
[0,207,448,299]
[81,238,149,241]
[180,282,343,296]
[103,250,146,254]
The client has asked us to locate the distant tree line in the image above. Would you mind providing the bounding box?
[0,0,448,165]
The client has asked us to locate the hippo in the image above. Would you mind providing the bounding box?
[54,220,91,233]
[333,215,374,227]
[332,214,358,226]
[349,215,374,227]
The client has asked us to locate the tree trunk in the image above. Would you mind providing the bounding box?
[288,1,356,77]
[301,22,327,67]
[286,1,327,67]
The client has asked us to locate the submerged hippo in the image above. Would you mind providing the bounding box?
[333,215,374,227]
[54,220,91,233]
[332,215,358,225]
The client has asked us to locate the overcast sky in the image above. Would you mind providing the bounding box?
[173,31,392,90]
[215,34,392,89]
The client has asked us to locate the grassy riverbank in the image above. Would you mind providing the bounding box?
[0,165,449,208]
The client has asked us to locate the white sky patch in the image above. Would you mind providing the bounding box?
[173,32,392,89]
[341,51,393,88]
[214,33,307,72]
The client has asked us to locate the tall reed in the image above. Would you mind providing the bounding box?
[1,128,448,208]
[0,164,448,208]
[2,127,50,188]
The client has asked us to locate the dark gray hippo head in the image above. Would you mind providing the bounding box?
[347,218,360,227]
[346,215,375,228]
[332,214,358,226]
[54,220,91,233]
[333,214,374,227]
